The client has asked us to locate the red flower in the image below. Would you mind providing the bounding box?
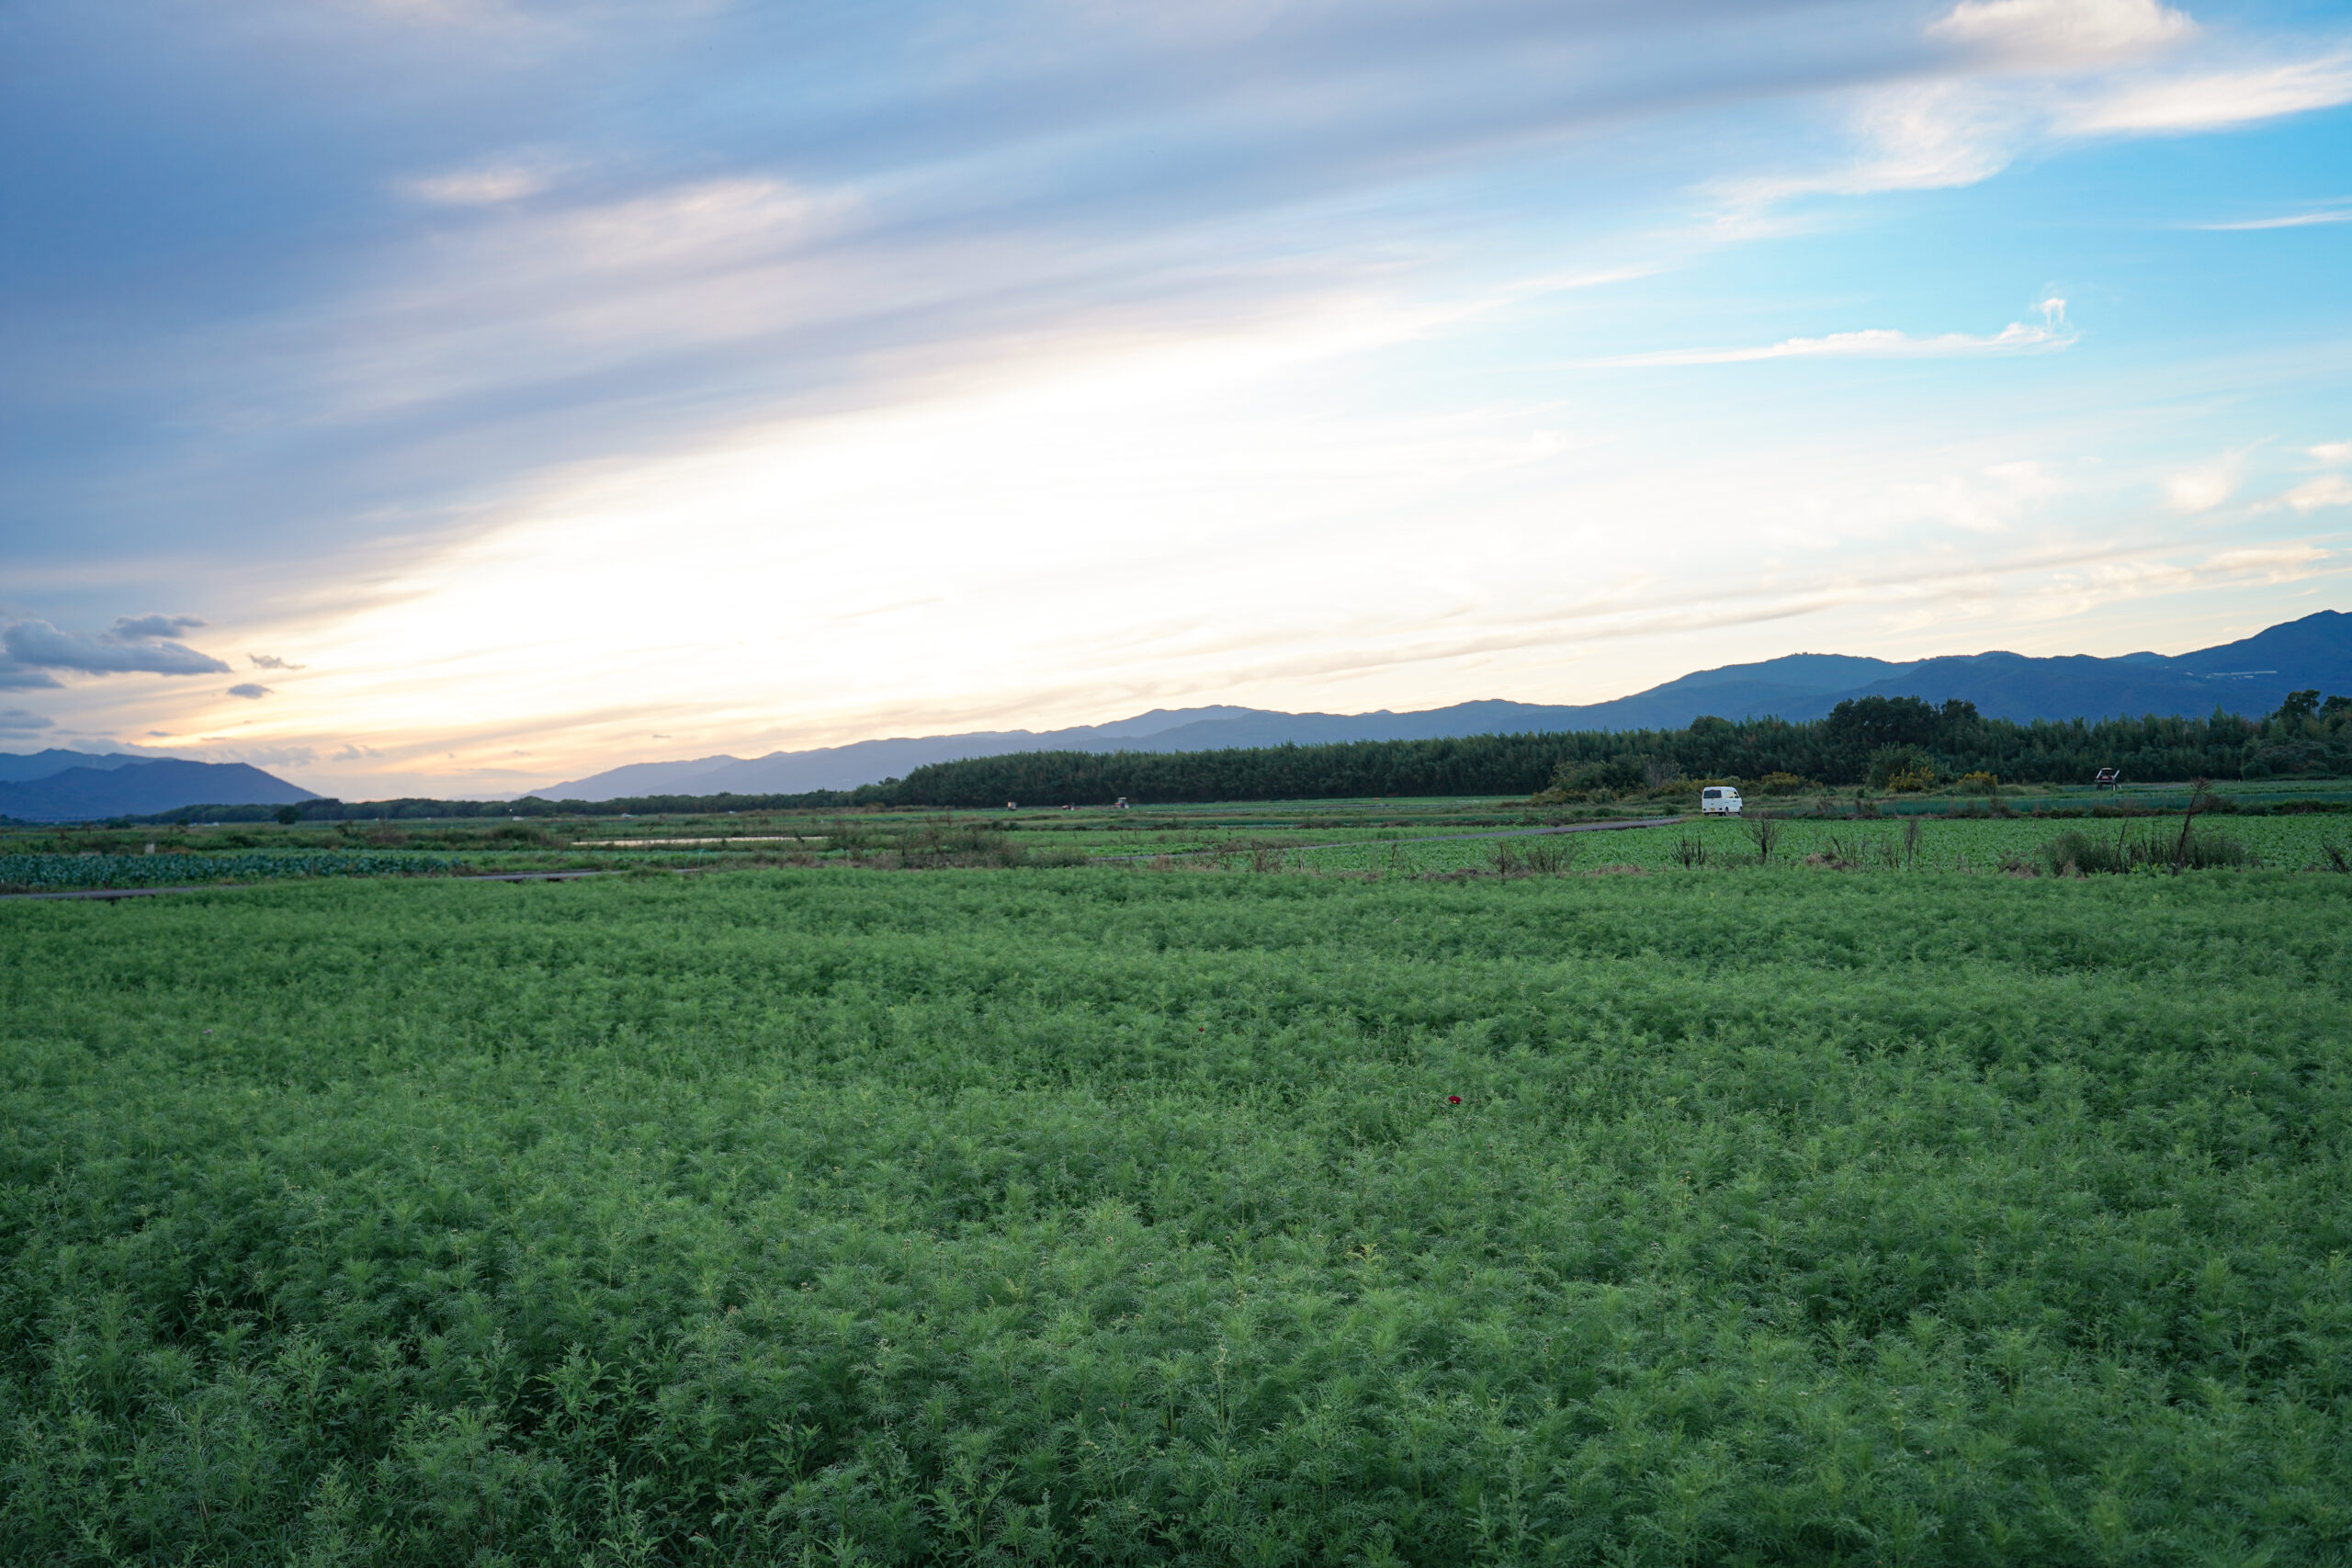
[1447,1095,1462,1104]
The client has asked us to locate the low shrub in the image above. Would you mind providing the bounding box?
[1867,744,1940,792]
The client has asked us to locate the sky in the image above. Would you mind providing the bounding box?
[4,0,2350,798]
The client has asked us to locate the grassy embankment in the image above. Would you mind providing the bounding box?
[5,867,2349,1564]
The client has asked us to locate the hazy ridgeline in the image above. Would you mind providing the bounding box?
[131,697,2352,823]
[5,870,2349,1564]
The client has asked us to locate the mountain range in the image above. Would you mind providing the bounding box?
[6,610,2345,818]
[536,609,2352,799]
[0,754,316,823]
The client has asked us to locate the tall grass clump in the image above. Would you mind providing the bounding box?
[1492,836,1580,875]
[2040,824,2256,874]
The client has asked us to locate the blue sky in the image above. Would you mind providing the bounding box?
[4,0,2349,795]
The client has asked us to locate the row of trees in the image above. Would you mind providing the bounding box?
[878,696,2352,807]
[125,695,2351,822]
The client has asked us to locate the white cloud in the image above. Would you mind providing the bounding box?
[1846,83,2027,192]
[2164,456,2240,513]
[1738,19,2348,213]
[2065,55,2352,132]
[2287,475,2352,513]
[1589,301,2074,367]
[2311,441,2352,465]
[1931,0,2194,66]
[1718,82,2024,208]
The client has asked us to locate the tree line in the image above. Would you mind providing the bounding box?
[119,694,2352,823]
[876,695,2352,806]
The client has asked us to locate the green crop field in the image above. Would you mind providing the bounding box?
[5,864,2350,1565]
[11,782,2351,892]
[1292,813,2352,876]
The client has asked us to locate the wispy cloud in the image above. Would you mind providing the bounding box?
[226,682,274,700]
[399,159,568,206]
[1587,302,2075,368]
[0,708,53,733]
[1737,15,2351,212]
[1930,0,2194,67]
[2064,55,2352,132]
[2288,475,2352,513]
[2195,208,2352,231]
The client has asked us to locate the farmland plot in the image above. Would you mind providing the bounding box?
[1295,812,2352,874]
[3,869,2349,1564]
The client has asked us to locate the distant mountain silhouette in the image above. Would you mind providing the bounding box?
[0,747,151,784]
[0,759,315,822]
[533,610,2349,799]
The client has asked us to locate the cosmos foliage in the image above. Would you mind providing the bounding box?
[3,868,2348,1563]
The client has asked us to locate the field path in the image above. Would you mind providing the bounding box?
[1091,814,1683,862]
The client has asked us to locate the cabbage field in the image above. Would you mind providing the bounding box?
[4,866,2348,1564]
[0,849,462,890]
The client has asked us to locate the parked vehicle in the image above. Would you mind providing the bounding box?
[1701,786,1743,815]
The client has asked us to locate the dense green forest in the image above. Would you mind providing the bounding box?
[120,694,2352,823]
[881,694,2352,807]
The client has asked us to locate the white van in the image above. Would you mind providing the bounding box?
[1700,786,1743,816]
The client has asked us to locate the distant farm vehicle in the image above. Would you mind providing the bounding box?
[2093,769,2122,789]
[1701,786,1744,816]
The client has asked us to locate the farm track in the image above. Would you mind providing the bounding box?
[1090,814,1685,862]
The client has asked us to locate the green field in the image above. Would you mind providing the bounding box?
[6,863,2350,1565]
[1291,813,2352,875]
[9,783,2352,892]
